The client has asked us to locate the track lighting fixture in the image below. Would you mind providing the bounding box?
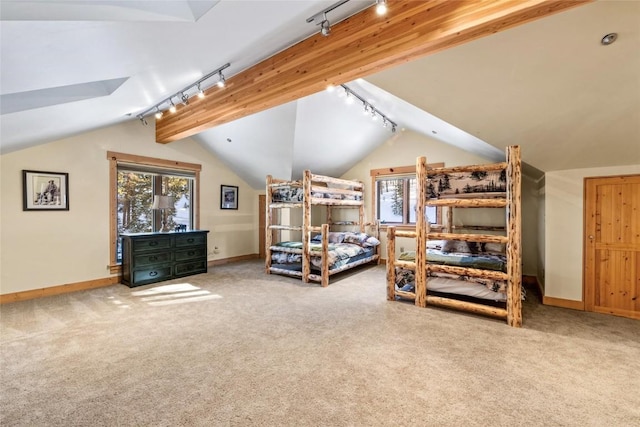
[334,84,398,132]
[320,15,331,37]
[376,0,387,15]
[137,115,148,126]
[307,0,350,37]
[135,62,230,124]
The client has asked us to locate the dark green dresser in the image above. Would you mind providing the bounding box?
[121,230,209,287]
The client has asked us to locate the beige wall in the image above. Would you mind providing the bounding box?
[0,120,258,295]
[544,164,640,301]
[341,130,539,275]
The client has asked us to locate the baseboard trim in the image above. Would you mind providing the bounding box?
[0,276,121,304]
[208,254,259,266]
[543,296,585,311]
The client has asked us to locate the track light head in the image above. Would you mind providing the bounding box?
[320,17,331,37]
[217,71,226,88]
[169,100,177,114]
[180,93,189,105]
[376,0,387,16]
[197,84,205,99]
[155,110,163,120]
[137,115,148,126]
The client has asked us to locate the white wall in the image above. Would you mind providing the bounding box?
[0,120,258,295]
[544,164,640,301]
[341,130,539,275]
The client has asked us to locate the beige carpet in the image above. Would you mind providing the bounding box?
[1,260,639,426]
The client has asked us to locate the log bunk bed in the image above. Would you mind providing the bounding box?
[266,171,380,287]
[386,146,522,327]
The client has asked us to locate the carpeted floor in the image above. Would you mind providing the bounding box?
[1,260,639,426]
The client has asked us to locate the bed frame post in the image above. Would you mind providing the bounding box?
[506,146,522,327]
[386,226,396,300]
[266,175,273,274]
[415,156,428,308]
[321,223,330,287]
[303,170,312,283]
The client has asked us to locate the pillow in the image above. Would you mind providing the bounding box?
[427,240,444,250]
[342,232,379,247]
[399,251,415,261]
[441,240,471,254]
[483,242,506,254]
[311,232,345,243]
[362,235,380,247]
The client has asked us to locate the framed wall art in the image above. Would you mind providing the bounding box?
[23,170,69,211]
[220,185,238,210]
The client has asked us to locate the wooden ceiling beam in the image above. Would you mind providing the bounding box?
[155,0,590,143]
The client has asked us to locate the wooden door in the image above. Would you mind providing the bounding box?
[584,175,640,319]
[259,195,266,259]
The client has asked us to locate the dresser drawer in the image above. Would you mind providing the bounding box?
[175,233,206,247]
[132,236,172,252]
[131,265,173,286]
[175,247,206,262]
[133,251,172,267]
[174,259,207,277]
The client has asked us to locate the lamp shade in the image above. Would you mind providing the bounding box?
[152,195,173,210]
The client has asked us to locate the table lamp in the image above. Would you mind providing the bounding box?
[152,195,174,232]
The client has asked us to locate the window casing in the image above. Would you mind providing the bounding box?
[108,152,201,273]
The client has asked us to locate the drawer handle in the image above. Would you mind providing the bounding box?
[187,238,194,243]
[149,271,158,277]
[149,256,158,262]
[149,241,159,247]
[188,251,195,256]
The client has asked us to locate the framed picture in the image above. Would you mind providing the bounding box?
[220,185,238,210]
[22,170,69,211]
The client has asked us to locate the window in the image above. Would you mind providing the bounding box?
[108,152,201,273]
[371,163,443,228]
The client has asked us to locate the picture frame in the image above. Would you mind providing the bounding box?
[22,170,69,211]
[220,185,238,210]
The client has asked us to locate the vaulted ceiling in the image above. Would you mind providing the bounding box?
[1,1,638,189]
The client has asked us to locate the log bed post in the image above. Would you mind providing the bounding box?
[321,223,330,287]
[303,170,312,283]
[266,175,273,273]
[506,146,522,327]
[415,156,428,308]
[386,226,396,301]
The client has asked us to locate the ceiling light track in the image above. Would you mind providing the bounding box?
[339,84,397,132]
[137,62,230,124]
[307,0,387,37]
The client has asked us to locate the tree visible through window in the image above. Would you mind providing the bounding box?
[376,176,437,225]
[108,151,201,272]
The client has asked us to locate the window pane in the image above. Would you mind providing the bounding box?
[425,206,437,224]
[409,178,416,223]
[117,171,153,261]
[377,178,404,223]
[163,176,192,230]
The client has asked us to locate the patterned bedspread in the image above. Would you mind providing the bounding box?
[396,249,508,294]
[272,187,361,203]
[271,242,372,270]
[400,249,506,272]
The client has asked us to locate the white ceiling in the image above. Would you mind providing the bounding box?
[1,0,639,189]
